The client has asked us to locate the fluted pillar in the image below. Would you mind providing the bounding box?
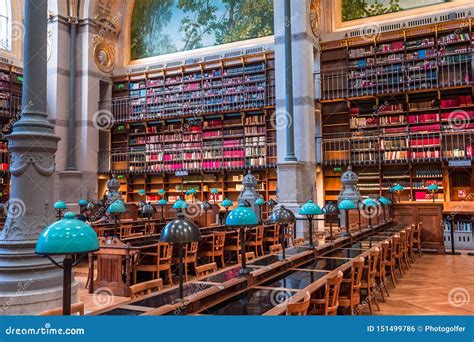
[0,0,71,314]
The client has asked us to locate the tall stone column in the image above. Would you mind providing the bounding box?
[274,0,319,238]
[0,0,69,314]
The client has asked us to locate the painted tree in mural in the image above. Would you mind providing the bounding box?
[131,0,273,60]
[342,0,402,21]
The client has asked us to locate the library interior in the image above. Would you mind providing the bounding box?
[0,0,473,316]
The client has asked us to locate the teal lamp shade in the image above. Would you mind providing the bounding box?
[173,199,188,210]
[78,199,88,206]
[226,204,258,226]
[54,201,67,210]
[189,188,197,195]
[158,199,168,206]
[393,184,404,192]
[299,200,323,215]
[362,198,378,208]
[338,198,357,210]
[378,196,392,206]
[138,189,146,196]
[255,198,266,206]
[107,200,127,214]
[36,212,99,255]
[211,188,219,194]
[221,198,233,208]
[158,189,166,195]
[428,184,439,192]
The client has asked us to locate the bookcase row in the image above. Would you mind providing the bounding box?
[98,169,277,207]
[108,52,275,122]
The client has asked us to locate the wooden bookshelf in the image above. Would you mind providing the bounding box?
[318,20,474,203]
[0,62,23,204]
[104,52,277,204]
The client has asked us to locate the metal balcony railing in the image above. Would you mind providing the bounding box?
[99,137,277,174]
[316,129,474,166]
[101,83,276,123]
[316,56,473,100]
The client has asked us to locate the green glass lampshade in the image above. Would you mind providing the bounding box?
[221,198,233,208]
[299,200,323,216]
[160,212,202,244]
[188,188,197,194]
[225,203,258,226]
[378,196,392,206]
[158,189,166,195]
[255,198,266,206]
[54,200,67,210]
[157,199,168,206]
[322,201,338,214]
[172,199,188,210]
[362,198,378,208]
[78,199,88,206]
[428,183,439,192]
[392,184,404,192]
[138,189,146,196]
[338,198,356,210]
[268,206,296,224]
[211,188,219,194]
[36,212,99,255]
[107,200,127,214]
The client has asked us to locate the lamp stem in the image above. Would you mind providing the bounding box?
[113,215,118,238]
[358,208,361,231]
[308,216,314,248]
[368,207,372,229]
[161,206,164,221]
[280,224,286,259]
[63,255,73,316]
[239,227,248,276]
[329,220,333,242]
[383,206,386,223]
[258,206,262,223]
[57,210,61,221]
[178,243,184,299]
[345,210,349,236]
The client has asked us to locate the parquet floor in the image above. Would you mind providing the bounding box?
[75,253,474,315]
[374,253,474,315]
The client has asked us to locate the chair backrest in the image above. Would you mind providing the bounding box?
[325,271,343,315]
[196,262,218,277]
[409,224,415,245]
[38,302,85,316]
[186,241,199,259]
[268,224,280,240]
[245,251,256,261]
[256,225,264,240]
[120,224,133,238]
[379,242,389,274]
[214,232,226,250]
[147,222,156,235]
[286,291,311,316]
[269,244,283,254]
[157,242,173,265]
[369,247,380,276]
[129,279,163,299]
[399,230,407,252]
[293,238,305,246]
[392,235,400,257]
[351,257,365,291]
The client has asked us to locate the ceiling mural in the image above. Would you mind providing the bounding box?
[130,0,274,60]
[342,0,449,22]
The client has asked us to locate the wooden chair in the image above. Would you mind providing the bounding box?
[286,291,311,316]
[360,247,380,315]
[134,242,173,285]
[247,225,264,257]
[399,230,410,271]
[129,279,163,299]
[38,302,85,316]
[413,222,423,257]
[386,235,401,283]
[196,262,217,278]
[393,234,405,277]
[264,224,280,251]
[269,244,283,254]
[293,238,305,246]
[408,224,416,263]
[224,230,241,263]
[183,241,199,281]
[245,251,256,262]
[120,224,143,239]
[309,271,343,315]
[376,241,390,302]
[199,232,226,267]
[339,257,364,315]
[283,223,295,247]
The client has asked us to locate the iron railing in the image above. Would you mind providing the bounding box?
[316,129,474,166]
[99,138,277,174]
[316,55,473,100]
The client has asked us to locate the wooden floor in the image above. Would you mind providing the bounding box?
[375,253,474,315]
[75,253,474,315]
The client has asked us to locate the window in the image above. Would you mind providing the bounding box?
[0,0,11,51]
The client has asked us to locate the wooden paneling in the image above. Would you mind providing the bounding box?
[393,203,445,254]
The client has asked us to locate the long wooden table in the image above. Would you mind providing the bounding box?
[90,216,397,316]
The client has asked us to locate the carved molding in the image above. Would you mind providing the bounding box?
[10,154,55,177]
